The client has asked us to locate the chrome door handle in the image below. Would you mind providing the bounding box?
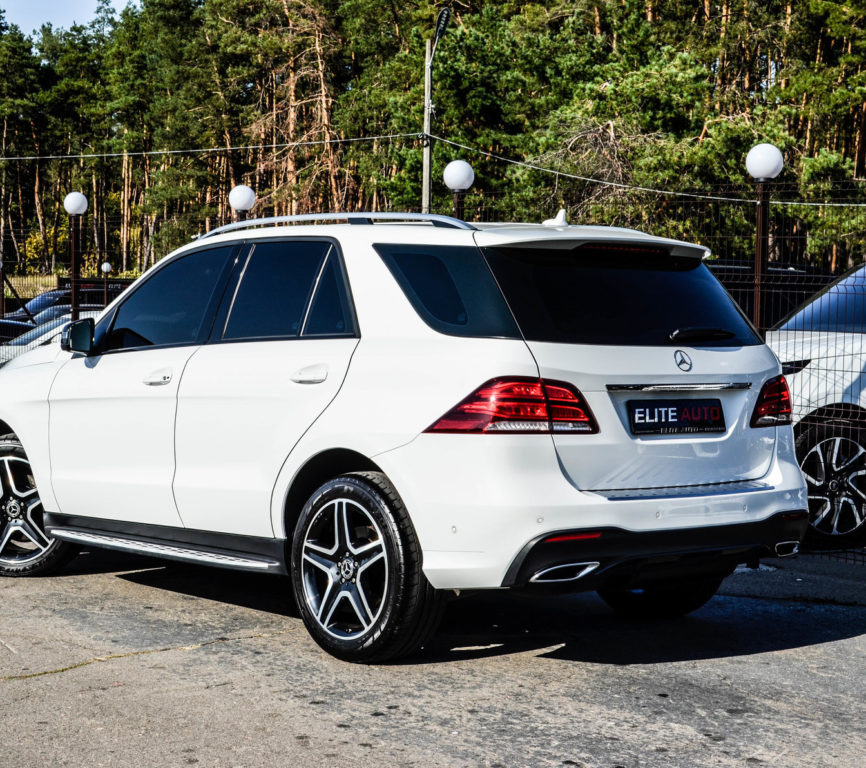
[143,368,173,386]
[291,364,328,384]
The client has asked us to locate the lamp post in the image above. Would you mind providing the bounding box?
[229,184,256,222]
[746,143,784,336]
[101,261,112,307]
[443,160,474,220]
[421,7,451,214]
[63,191,88,321]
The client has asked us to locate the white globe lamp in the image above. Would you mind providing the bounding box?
[443,160,475,192]
[63,191,88,216]
[746,143,784,181]
[229,184,256,218]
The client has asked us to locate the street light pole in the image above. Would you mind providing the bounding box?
[421,8,451,214]
[421,38,433,214]
[745,143,784,336]
[63,192,88,322]
[443,160,474,221]
[101,261,112,307]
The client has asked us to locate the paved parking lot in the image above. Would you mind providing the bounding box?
[0,550,863,768]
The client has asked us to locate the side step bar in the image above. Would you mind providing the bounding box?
[48,528,284,574]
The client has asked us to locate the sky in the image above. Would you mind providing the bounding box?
[1,1,131,36]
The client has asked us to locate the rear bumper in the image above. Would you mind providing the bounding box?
[376,428,808,590]
[502,510,808,591]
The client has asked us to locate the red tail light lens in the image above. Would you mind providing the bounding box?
[750,375,792,427]
[425,377,599,434]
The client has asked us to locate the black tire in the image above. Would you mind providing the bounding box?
[0,435,77,576]
[796,421,866,549]
[290,471,444,663]
[597,574,724,619]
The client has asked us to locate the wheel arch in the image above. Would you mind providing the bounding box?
[281,448,382,542]
[796,403,866,436]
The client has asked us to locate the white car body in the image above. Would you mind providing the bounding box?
[766,265,866,544]
[0,213,809,660]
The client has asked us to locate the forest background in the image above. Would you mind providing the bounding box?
[0,0,865,278]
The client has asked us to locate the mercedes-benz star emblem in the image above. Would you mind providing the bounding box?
[674,350,693,371]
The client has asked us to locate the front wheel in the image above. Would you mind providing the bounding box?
[290,472,444,663]
[598,574,724,619]
[796,422,866,549]
[0,436,77,576]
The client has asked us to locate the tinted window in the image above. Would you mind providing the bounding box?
[484,245,760,346]
[376,244,519,338]
[303,251,356,336]
[777,266,866,333]
[104,246,235,351]
[222,241,330,340]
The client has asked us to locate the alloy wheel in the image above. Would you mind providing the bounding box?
[300,497,389,639]
[0,455,53,566]
[800,435,866,537]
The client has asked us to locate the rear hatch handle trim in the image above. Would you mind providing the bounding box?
[606,382,752,392]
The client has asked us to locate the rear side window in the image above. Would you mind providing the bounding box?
[220,240,356,341]
[483,245,761,347]
[376,244,519,338]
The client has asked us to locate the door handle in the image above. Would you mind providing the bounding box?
[143,368,173,386]
[291,363,328,384]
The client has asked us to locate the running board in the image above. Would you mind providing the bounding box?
[47,528,284,574]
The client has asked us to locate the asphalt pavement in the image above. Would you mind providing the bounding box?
[0,549,863,768]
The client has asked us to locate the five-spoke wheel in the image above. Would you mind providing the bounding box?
[796,423,866,548]
[0,435,76,576]
[300,496,389,639]
[290,472,444,663]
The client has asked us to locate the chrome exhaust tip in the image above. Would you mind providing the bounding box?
[774,541,800,558]
[529,561,600,583]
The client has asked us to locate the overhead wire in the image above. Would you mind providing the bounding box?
[1,129,865,209]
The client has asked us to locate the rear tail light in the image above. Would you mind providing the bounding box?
[425,377,599,434]
[750,375,792,427]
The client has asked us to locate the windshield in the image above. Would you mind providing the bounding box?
[775,264,866,333]
[482,245,761,347]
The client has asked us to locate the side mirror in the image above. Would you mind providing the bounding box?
[61,318,95,354]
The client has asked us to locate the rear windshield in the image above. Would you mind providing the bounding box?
[482,245,761,347]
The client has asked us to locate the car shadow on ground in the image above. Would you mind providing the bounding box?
[422,588,866,666]
[68,549,866,666]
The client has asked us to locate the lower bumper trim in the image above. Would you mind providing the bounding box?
[502,511,809,590]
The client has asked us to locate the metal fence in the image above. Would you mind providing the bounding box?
[3,190,866,558]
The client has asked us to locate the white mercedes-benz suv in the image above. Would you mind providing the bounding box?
[0,212,807,662]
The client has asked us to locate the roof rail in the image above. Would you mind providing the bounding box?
[197,212,476,239]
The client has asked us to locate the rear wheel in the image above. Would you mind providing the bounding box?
[290,472,444,663]
[598,574,724,619]
[0,436,77,576]
[796,421,866,549]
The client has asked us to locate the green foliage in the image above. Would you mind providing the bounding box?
[0,0,865,270]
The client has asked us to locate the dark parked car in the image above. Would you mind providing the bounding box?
[4,288,106,322]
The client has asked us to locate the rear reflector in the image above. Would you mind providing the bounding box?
[425,377,599,434]
[750,375,792,428]
[543,532,603,544]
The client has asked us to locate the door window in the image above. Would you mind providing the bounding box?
[220,240,356,341]
[103,245,236,352]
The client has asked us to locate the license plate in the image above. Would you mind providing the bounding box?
[627,398,726,435]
